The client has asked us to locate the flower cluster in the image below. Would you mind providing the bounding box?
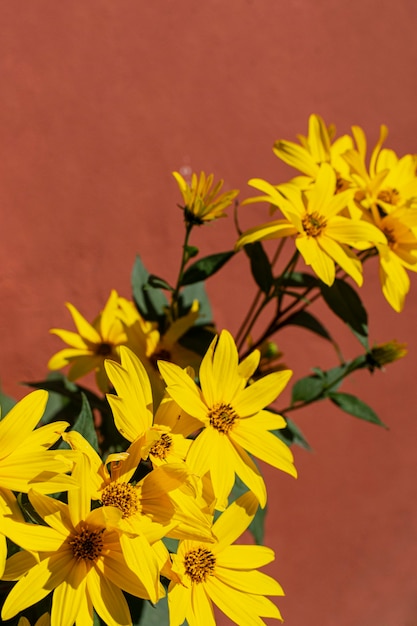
[237,114,417,311]
[0,116,412,626]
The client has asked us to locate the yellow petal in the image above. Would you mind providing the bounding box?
[0,390,48,459]
[213,491,258,552]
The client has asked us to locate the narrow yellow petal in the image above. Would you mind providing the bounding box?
[0,390,48,459]
[87,565,131,626]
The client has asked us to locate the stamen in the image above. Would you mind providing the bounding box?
[101,481,139,518]
[69,526,104,561]
[301,211,327,237]
[378,188,400,206]
[208,402,238,434]
[149,433,173,460]
[184,546,216,583]
[95,342,113,356]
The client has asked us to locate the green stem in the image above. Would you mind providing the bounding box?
[170,222,194,320]
[235,239,287,351]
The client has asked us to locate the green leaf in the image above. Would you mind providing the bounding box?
[184,244,199,261]
[147,274,174,292]
[281,271,321,289]
[0,386,16,419]
[291,374,325,405]
[131,255,168,321]
[274,417,311,450]
[284,310,333,342]
[328,391,387,427]
[70,393,100,453]
[181,251,235,286]
[244,242,273,293]
[320,279,369,348]
[179,282,213,325]
[136,596,169,626]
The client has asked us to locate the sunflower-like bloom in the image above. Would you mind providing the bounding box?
[104,345,194,462]
[62,429,213,543]
[48,290,128,392]
[158,329,296,510]
[173,171,239,224]
[117,297,202,406]
[0,389,75,495]
[0,389,77,578]
[237,163,386,286]
[341,125,417,311]
[271,113,354,190]
[168,491,284,626]
[1,454,163,626]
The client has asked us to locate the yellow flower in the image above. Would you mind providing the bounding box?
[237,163,386,286]
[48,290,128,393]
[173,171,239,224]
[158,329,296,509]
[271,113,354,190]
[342,124,417,220]
[62,429,212,544]
[0,389,75,495]
[368,340,407,371]
[168,491,284,626]
[1,454,163,626]
[340,125,417,310]
[117,297,202,406]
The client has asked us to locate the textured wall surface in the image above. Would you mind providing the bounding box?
[1,2,417,624]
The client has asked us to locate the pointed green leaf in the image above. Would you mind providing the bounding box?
[131,255,168,321]
[147,274,174,291]
[179,282,213,325]
[320,279,369,348]
[328,391,386,427]
[0,386,16,419]
[273,416,311,450]
[284,310,333,341]
[181,251,235,285]
[136,596,169,626]
[71,393,100,453]
[291,374,325,405]
[244,242,273,293]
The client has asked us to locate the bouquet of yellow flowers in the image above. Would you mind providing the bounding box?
[0,114,413,626]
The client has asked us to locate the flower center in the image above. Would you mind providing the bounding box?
[184,546,216,583]
[302,211,327,237]
[208,402,238,434]
[95,342,114,356]
[149,433,173,460]
[377,188,400,206]
[69,526,104,561]
[150,348,172,370]
[101,481,139,518]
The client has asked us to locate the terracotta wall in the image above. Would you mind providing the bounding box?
[1,2,417,624]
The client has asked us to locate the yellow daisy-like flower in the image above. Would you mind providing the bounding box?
[1,454,163,626]
[342,124,417,221]
[158,329,296,509]
[63,430,212,543]
[271,113,354,190]
[48,289,128,393]
[237,163,386,286]
[0,389,75,495]
[340,125,417,310]
[0,389,77,579]
[168,491,284,626]
[173,171,239,224]
[117,297,202,407]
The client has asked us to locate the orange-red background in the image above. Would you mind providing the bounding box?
[1,2,417,625]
